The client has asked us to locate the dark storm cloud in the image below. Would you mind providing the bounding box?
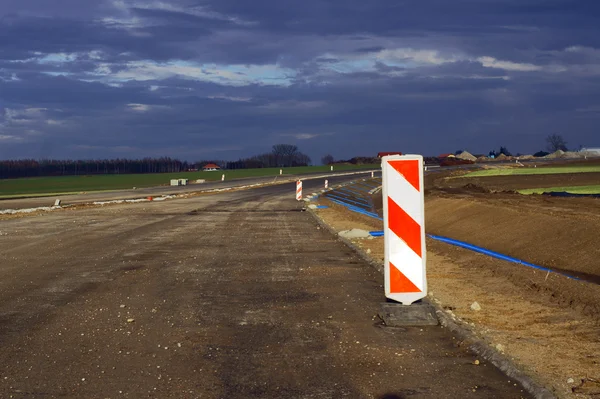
[1,0,600,161]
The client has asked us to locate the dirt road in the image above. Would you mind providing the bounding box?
[0,179,529,398]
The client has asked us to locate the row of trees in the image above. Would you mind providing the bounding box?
[0,144,314,179]
[225,144,311,169]
[0,158,192,179]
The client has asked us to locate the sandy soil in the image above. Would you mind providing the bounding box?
[313,198,600,399]
[442,172,600,192]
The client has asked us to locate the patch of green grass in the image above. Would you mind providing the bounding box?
[463,165,600,178]
[0,164,379,197]
[518,185,600,195]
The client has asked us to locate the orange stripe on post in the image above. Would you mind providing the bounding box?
[387,197,422,257]
[388,160,420,192]
[389,262,421,293]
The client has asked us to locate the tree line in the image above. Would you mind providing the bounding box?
[0,144,313,179]
[0,158,194,179]
[225,144,311,169]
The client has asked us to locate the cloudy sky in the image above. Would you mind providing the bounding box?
[1,0,600,162]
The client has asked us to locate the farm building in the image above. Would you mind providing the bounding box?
[202,163,221,171]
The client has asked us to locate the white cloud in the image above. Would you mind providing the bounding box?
[207,95,253,102]
[111,60,295,86]
[294,133,319,139]
[477,56,542,72]
[127,103,151,112]
[280,133,331,140]
[127,103,171,112]
[0,134,24,142]
[376,48,459,66]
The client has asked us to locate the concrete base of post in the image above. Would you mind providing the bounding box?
[378,301,438,327]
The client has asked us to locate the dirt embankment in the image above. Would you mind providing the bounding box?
[424,195,600,282]
[442,172,600,192]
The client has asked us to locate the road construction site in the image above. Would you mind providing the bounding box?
[1,161,599,398]
[0,171,535,399]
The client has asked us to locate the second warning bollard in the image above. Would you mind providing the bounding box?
[296,180,302,200]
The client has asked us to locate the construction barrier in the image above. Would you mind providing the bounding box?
[296,180,303,201]
[382,155,427,305]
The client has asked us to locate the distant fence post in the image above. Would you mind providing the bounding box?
[221,174,225,181]
[382,155,427,305]
[324,180,328,189]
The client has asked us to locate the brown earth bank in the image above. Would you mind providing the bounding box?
[313,198,600,399]
[442,172,600,192]
[424,194,600,282]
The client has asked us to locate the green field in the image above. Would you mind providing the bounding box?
[518,185,600,195]
[0,164,379,198]
[463,165,600,178]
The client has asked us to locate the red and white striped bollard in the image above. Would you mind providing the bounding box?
[296,180,302,201]
[382,154,427,305]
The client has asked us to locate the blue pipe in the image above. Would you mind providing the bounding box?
[327,196,370,211]
[367,230,579,281]
[334,191,371,205]
[327,198,383,220]
[338,187,371,198]
[326,193,371,209]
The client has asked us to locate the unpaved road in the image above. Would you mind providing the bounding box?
[0,177,529,398]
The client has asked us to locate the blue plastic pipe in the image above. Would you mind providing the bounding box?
[366,230,579,281]
[326,193,371,209]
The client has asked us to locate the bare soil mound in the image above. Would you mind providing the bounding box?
[425,195,600,282]
[442,172,600,192]
[456,151,477,161]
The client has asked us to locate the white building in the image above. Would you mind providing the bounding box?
[581,148,600,155]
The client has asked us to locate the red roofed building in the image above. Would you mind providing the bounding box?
[202,163,221,171]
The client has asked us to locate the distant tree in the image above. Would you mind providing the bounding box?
[454,149,464,155]
[272,144,299,167]
[499,146,512,156]
[533,150,550,157]
[488,150,497,158]
[546,134,568,152]
[321,154,334,165]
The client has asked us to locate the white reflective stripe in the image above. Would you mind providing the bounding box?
[384,162,422,224]
[387,230,424,291]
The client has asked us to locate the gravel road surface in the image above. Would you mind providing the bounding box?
[0,177,529,398]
